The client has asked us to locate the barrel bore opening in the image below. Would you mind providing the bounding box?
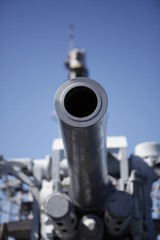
[64,86,98,118]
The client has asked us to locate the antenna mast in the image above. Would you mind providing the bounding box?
[65,25,88,78]
[68,24,74,51]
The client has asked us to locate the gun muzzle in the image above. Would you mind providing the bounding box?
[55,77,108,211]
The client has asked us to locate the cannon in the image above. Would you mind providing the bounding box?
[54,77,108,211]
[45,77,134,240]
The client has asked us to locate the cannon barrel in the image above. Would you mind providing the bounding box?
[55,77,108,211]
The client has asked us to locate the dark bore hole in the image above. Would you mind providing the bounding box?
[64,86,98,118]
[117,220,123,225]
[105,217,109,223]
[71,217,75,224]
[115,228,120,231]
[56,222,63,226]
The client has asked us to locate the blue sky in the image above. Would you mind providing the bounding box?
[0,0,160,159]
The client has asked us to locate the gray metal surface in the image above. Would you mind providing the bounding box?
[104,190,133,237]
[55,77,108,210]
[45,193,78,239]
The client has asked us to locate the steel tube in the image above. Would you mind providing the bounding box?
[55,77,108,210]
